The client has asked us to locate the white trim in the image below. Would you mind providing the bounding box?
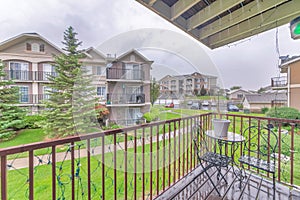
[289,84,300,88]
[288,67,290,107]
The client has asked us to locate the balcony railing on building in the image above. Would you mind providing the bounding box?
[271,76,288,89]
[106,68,144,80]
[4,70,58,81]
[106,93,145,104]
[18,94,50,104]
[0,113,299,199]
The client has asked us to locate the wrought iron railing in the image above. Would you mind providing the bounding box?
[18,94,50,104]
[106,93,145,104]
[0,113,299,200]
[106,68,145,80]
[3,70,58,81]
[271,76,288,88]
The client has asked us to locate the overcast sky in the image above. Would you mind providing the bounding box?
[1,0,300,90]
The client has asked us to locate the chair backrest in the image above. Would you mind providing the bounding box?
[242,126,278,161]
[193,123,209,156]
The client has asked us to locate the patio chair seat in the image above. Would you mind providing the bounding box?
[239,155,275,173]
[201,152,231,168]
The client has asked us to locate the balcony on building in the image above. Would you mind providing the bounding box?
[271,76,288,90]
[106,93,145,106]
[106,67,145,82]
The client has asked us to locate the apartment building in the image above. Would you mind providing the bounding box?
[159,72,217,96]
[271,55,300,110]
[0,33,107,113]
[106,49,152,126]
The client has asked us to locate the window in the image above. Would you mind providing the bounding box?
[43,63,56,80]
[237,94,244,99]
[96,66,105,75]
[32,43,39,52]
[40,44,45,52]
[43,86,52,100]
[9,61,29,80]
[83,66,93,75]
[97,86,106,96]
[26,43,31,51]
[19,86,29,103]
[171,80,176,85]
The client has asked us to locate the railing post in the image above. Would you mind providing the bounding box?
[1,156,7,200]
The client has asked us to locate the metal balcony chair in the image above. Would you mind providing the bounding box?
[193,123,231,197]
[239,126,278,199]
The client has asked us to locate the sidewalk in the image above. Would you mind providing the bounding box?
[7,127,191,170]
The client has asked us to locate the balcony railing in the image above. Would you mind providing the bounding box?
[107,93,145,104]
[18,94,50,104]
[3,70,58,81]
[271,76,288,88]
[0,113,299,199]
[4,70,33,81]
[106,68,144,80]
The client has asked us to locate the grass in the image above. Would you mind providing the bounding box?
[0,129,47,149]
[6,132,192,199]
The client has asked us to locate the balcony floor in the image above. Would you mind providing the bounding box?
[155,165,300,200]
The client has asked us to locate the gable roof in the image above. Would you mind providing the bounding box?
[243,93,287,104]
[115,49,153,63]
[0,32,64,54]
[83,47,106,59]
[227,89,251,95]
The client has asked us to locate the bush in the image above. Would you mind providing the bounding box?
[261,107,269,114]
[143,105,164,123]
[0,130,16,141]
[24,115,45,129]
[266,107,300,120]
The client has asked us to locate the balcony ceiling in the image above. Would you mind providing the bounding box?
[135,0,300,49]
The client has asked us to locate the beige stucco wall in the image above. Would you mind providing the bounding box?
[290,88,300,110]
[288,62,300,111]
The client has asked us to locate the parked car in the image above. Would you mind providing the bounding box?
[228,104,239,112]
[202,101,209,106]
[190,102,200,109]
[187,100,193,105]
[165,102,174,108]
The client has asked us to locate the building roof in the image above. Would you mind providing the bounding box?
[227,88,251,95]
[279,55,300,67]
[243,93,287,104]
[135,0,300,49]
[114,49,153,63]
[0,32,64,54]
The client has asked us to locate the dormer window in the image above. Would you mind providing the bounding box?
[40,44,45,52]
[32,43,39,52]
[26,43,31,51]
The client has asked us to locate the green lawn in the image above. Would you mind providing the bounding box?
[0,129,47,149]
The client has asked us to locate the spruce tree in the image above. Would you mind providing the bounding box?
[0,61,26,139]
[41,26,96,138]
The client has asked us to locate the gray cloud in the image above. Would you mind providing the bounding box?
[0,0,299,90]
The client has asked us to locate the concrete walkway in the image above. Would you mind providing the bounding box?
[7,126,193,170]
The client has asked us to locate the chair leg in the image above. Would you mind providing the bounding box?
[273,173,276,200]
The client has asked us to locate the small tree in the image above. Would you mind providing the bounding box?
[0,61,26,139]
[150,78,160,106]
[230,86,242,90]
[41,26,96,138]
[200,85,207,96]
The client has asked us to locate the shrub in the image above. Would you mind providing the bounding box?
[261,107,269,114]
[143,105,164,123]
[24,115,45,129]
[0,130,16,141]
[266,107,300,120]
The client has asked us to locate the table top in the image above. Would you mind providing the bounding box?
[205,130,245,143]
